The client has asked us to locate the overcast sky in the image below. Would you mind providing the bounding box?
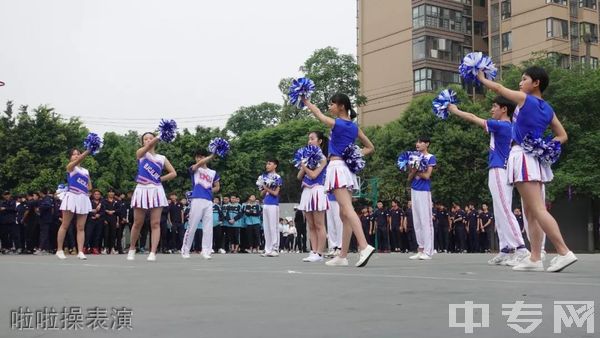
[0,0,357,135]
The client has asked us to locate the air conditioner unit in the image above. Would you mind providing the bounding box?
[430,49,439,58]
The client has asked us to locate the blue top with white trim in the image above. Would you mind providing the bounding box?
[189,166,220,201]
[512,95,554,146]
[485,119,512,169]
[67,166,90,194]
[411,154,436,192]
[135,152,165,185]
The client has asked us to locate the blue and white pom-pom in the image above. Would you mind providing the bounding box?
[522,134,562,166]
[83,132,103,155]
[158,119,178,143]
[288,77,316,109]
[458,52,497,85]
[257,172,281,190]
[414,156,429,172]
[432,89,458,120]
[342,144,365,174]
[208,138,230,158]
[293,145,324,170]
[397,151,419,171]
[56,183,68,201]
[256,174,266,190]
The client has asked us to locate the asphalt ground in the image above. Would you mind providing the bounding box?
[0,252,598,338]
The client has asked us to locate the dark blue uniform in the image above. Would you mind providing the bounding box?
[466,209,479,253]
[373,207,389,252]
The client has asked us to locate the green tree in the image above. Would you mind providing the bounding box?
[225,102,282,136]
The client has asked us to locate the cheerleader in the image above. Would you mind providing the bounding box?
[302,94,375,267]
[296,131,329,262]
[127,132,177,261]
[477,67,577,272]
[56,148,93,260]
[181,149,220,260]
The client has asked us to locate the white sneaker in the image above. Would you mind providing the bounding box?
[325,249,335,258]
[409,253,422,260]
[126,250,136,261]
[181,252,190,259]
[201,252,212,260]
[260,252,269,257]
[77,252,87,260]
[304,253,323,262]
[302,252,317,262]
[101,249,107,255]
[267,251,279,257]
[147,252,157,262]
[512,257,544,272]
[56,250,67,260]
[355,245,375,267]
[505,250,530,266]
[334,248,341,257]
[488,253,510,265]
[418,253,432,260]
[325,256,349,266]
[546,251,577,272]
[218,248,226,254]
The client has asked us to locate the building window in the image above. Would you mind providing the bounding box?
[502,32,512,51]
[571,22,580,49]
[491,35,501,61]
[548,52,570,68]
[414,68,460,93]
[580,22,599,42]
[414,68,432,93]
[477,0,486,6]
[579,0,597,9]
[547,0,567,5]
[491,4,499,33]
[580,56,599,68]
[412,4,464,33]
[413,37,426,60]
[547,18,569,39]
[413,36,464,63]
[501,1,511,19]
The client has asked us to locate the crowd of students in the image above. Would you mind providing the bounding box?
[0,188,526,258]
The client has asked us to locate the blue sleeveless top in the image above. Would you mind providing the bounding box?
[136,152,165,185]
[67,166,90,194]
[329,118,358,157]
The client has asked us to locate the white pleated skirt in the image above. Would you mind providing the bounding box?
[131,184,168,209]
[325,160,358,192]
[298,185,329,212]
[60,192,92,215]
[507,145,553,184]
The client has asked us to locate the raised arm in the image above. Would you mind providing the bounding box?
[66,149,91,172]
[302,97,335,128]
[550,113,568,144]
[357,129,375,156]
[477,71,526,107]
[161,159,177,182]
[191,154,215,172]
[136,137,161,160]
[448,104,486,129]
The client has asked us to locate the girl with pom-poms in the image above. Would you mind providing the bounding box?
[127,131,177,261]
[295,131,329,263]
[302,94,375,267]
[476,66,576,272]
[55,148,93,260]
